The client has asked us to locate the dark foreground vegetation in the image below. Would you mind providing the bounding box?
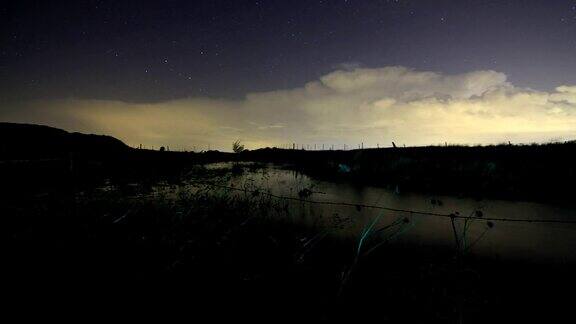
[3,123,576,322]
[5,174,576,322]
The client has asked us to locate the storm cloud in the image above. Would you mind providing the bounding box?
[3,66,576,151]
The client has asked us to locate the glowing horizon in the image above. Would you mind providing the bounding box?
[2,66,576,152]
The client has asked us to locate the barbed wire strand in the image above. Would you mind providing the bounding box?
[189,180,576,225]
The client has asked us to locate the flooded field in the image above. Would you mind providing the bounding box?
[8,159,576,323]
[142,162,576,263]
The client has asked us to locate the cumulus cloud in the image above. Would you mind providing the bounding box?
[2,66,576,151]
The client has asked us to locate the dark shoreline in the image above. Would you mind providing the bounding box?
[234,144,576,204]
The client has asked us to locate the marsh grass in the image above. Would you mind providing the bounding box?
[5,165,572,323]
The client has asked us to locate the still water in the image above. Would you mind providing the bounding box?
[156,162,576,263]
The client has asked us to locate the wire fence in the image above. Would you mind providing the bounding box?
[189,180,576,225]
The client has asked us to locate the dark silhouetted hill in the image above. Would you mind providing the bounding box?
[0,122,130,159]
[0,123,232,196]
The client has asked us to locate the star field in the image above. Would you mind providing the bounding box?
[1,0,576,103]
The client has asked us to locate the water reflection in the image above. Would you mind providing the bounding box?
[156,162,576,263]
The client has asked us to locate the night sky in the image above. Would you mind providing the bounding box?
[2,0,576,150]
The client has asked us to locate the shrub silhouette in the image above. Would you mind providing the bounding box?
[232,140,245,153]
